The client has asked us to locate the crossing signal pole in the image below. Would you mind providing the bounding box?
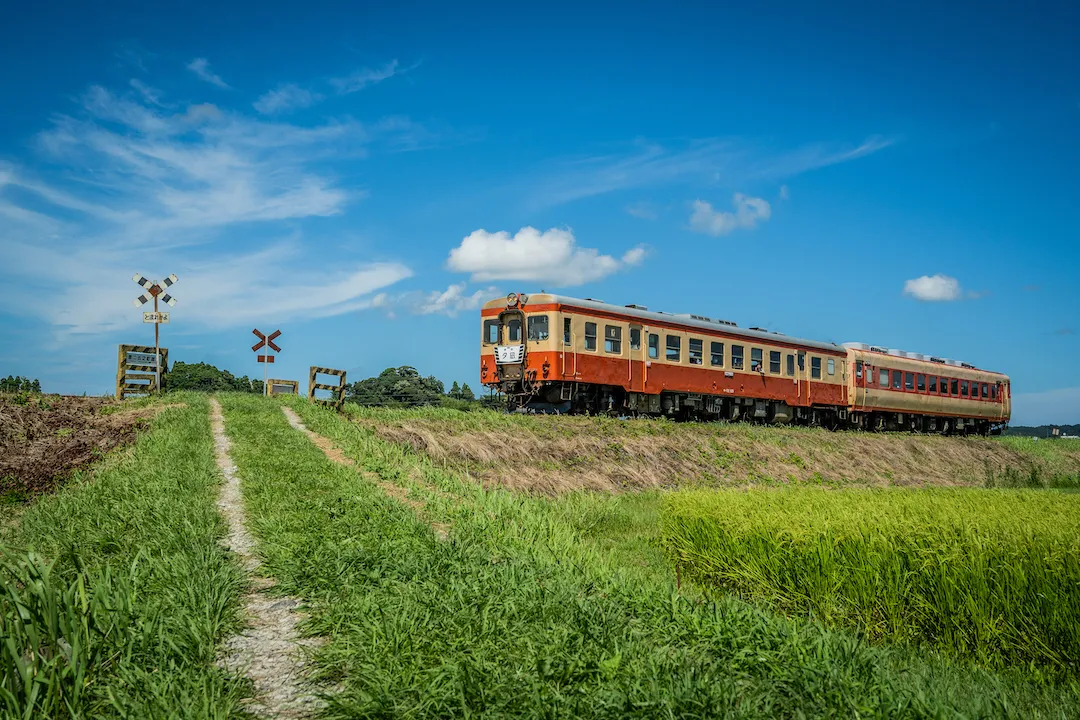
[132,273,178,393]
[252,328,282,395]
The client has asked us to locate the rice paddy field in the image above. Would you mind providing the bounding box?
[2,395,1079,718]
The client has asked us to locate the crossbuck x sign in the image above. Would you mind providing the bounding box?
[132,274,179,308]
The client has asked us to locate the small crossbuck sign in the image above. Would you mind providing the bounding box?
[132,274,179,307]
[251,328,282,353]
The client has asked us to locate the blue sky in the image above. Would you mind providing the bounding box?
[0,0,1077,424]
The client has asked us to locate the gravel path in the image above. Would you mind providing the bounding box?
[210,398,324,719]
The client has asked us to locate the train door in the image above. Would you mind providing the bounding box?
[796,350,810,405]
[496,308,526,381]
[629,324,645,392]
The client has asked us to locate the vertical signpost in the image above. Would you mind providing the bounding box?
[252,328,282,395]
[132,273,178,393]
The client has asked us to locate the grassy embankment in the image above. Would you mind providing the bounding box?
[663,488,1080,674]
[0,394,247,718]
[219,393,1077,717]
[353,406,1080,492]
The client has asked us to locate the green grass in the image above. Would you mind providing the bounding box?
[662,487,1080,674]
[0,394,248,719]
[218,394,1079,718]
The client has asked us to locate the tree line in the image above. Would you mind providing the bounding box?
[0,376,41,393]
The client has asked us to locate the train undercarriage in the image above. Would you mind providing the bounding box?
[497,379,1003,436]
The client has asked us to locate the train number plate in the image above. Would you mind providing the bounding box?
[494,344,524,364]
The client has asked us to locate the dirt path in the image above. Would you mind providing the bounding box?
[209,399,324,719]
[281,406,449,540]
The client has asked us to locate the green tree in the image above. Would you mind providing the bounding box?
[459,383,475,401]
[347,366,446,407]
[449,381,461,399]
[165,362,263,393]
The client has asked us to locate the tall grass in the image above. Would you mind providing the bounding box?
[216,394,1080,717]
[0,394,247,718]
[662,487,1080,673]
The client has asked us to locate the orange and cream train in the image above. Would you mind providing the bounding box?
[479,293,1011,435]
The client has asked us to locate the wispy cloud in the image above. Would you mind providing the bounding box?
[903,274,963,302]
[524,136,894,210]
[446,226,644,286]
[186,57,230,89]
[254,83,322,115]
[625,201,658,220]
[330,59,412,95]
[129,79,164,106]
[375,282,499,318]
[0,80,433,338]
[689,194,771,236]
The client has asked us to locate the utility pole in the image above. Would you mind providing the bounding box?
[133,273,178,392]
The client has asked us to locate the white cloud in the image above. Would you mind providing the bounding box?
[446,227,643,286]
[129,79,164,106]
[621,246,647,265]
[254,83,322,115]
[689,194,771,236]
[903,274,963,302]
[329,60,403,94]
[186,57,229,89]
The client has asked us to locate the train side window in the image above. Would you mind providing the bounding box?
[904,372,914,390]
[563,318,572,345]
[508,319,522,342]
[751,348,763,372]
[880,368,889,386]
[604,325,622,354]
[584,322,597,351]
[483,320,498,344]
[893,370,902,390]
[666,335,681,362]
[732,345,745,369]
[689,338,703,365]
[528,315,549,341]
[630,327,641,351]
[811,357,822,379]
[981,383,988,399]
[951,379,959,396]
[786,354,795,376]
[991,384,997,400]
[855,360,863,380]
[648,333,659,359]
[970,382,978,399]
[710,342,724,367]
[929,376,938,393]
[917,374,925,392]
[960,381,968,397]
[770,351,781,374]
[827,358,836,376]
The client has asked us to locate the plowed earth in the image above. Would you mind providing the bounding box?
[0,396,154,501]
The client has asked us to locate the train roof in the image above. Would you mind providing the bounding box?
[486,293,847,354]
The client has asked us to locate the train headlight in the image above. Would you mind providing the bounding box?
[519,293,529,305]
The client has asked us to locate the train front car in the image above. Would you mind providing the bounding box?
[479,292,565,410]
[843,343,1011,435]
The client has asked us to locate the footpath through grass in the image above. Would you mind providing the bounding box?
[663,488,1080,675]
[220,394,1077,718]
[0,394,247,719]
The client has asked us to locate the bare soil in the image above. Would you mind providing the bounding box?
[211,399,325,719]
[366,414,1080,494]
[0,395,157,501]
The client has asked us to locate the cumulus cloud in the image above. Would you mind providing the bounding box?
[903,274,963,302]
[186,57,229,89]
[254,83,321,115]
[446,227,645,286]
[689,193,771,236]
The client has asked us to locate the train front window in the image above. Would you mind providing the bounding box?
[827,358,836,376]
[527,316,549,342]
[483,320,498,344]
[855,360,863,380]
[648,333,659,359]
[786,354,794,376]
[666,335,681,362]
[630,328,641,351]
[563,318,571,345]
[991,384,997,400]
[507,319,522,342]
[689,338,703,365]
